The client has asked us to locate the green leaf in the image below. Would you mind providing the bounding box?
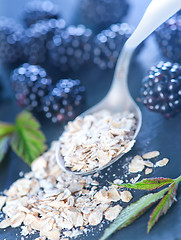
[113,177,174,191]
[100,187,168,240]
[0,122,15,140]
[10,111,46,165]
[0,137,9,163]
[147,182,178,233]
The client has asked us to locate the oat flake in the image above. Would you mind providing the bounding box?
[142,151,160,159]
[145,168,153,175]
[155,158,169,167]
[59,110,136,172]
[120,191,133,203]
[104,205,122,221]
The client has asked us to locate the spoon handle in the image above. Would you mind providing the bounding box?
[108,0,181,111]
[126,0,181,48]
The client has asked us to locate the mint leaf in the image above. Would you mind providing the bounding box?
[0,122,15,140]
[147,182,178,233]
[10,111,46,165]
[113,177,174,190]
[0,137,9,163]
[100,187,168,240]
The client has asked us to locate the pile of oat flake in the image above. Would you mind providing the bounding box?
[0,141,132,240]
[0,142,169,240]
[60,110,136,172]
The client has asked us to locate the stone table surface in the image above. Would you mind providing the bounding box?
[0,0,181,240]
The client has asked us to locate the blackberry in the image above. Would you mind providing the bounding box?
[22,1,60,27]
[11,63,52,111]
[48,25,93,71]
[93,23,133,70]
[23,18,66,64]
[155,12,181,63]
[0,17,25,63]
[141,61,181,118]
[81,0,129,31]
[42,79,86,123]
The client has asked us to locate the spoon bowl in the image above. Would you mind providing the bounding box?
[56,0,181,175]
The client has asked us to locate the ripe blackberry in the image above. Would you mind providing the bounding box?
[23,18,66,64]
[93,23,133,70]
[48,25,93,71]
[42,79,86,123]
[141,61,181,118]
[11,63,52,111]
[81,0,129,31]
[22,1,60,27]
[0,17,25,63]
[155,12,181,63]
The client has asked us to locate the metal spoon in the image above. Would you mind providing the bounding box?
[56,0,181,175]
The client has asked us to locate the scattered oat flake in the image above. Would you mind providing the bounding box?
[155,158,169,167]
[88,210,103,226]
[142,151,160,159]
[130,174,141,184]
[107,189,121,202]
[144,160,154,168]
[120,191,133,203]
[21,226,31,236]
[145,168,153,175]
[0,218,11,229]
[43,229,61,240]
[113,179,123,185]
[93,173,99,178]
[91,180,99,186]
[129,155,145,173]
[94,189,109,203]
[104,205,122,221]
[96,203,109,212]
[11,212,26,228]
[0,196,7,211]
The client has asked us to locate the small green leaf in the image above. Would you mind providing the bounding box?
[113,177,174,191]
[0,137,9,163]
[10,111,46,165]
[147,182,178,233]
[100,187,168,240]
[0,122,15,140]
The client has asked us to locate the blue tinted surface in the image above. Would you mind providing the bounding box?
[0,1,181,240]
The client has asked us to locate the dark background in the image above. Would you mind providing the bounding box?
[1,0,181,240]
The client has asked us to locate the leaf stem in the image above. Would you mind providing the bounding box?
[174,175,181,184]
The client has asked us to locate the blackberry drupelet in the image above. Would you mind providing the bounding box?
[42,79,86,123]
[11,63,52,111]
[23,18,66,64]
[93,23,133,70]
[0,17,25,63]
[48,25,93,71]
[22,1,60,27]
[141,61,181,118]
[81,0,129,31]
[155,12,181,63]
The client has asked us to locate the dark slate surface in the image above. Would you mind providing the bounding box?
[0,0,181,240]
